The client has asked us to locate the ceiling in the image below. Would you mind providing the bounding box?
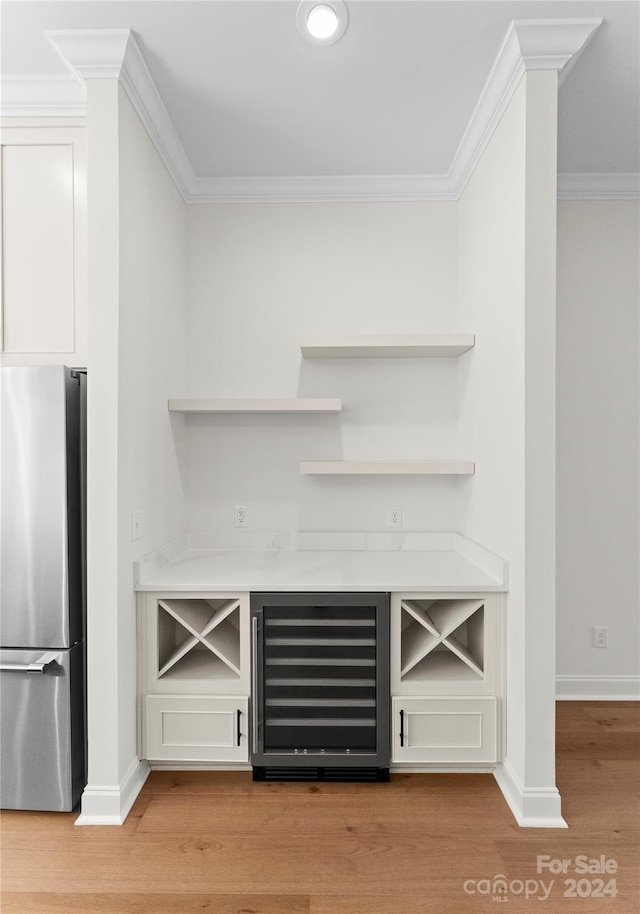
[2,0,639,189]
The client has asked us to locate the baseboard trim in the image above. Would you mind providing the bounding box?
[556,675,640,700]
[494,759,567,828]
[75,758,150,826]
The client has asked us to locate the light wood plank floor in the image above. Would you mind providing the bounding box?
[2,701,638,913]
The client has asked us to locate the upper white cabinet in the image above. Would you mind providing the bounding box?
[0,126,87,366]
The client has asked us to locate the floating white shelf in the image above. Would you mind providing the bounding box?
[300,460,475,475]
[168,398,342,414]
[300,335,475,358]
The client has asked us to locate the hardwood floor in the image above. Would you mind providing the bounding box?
[2,701,638,913]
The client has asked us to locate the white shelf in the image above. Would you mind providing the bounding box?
[300,335,475,358]
[427,599,484,640]
[401,620,440,676]
[168,398,342,413]
[300,460,475,476]
[157,648,241,682]
[401,652,483,683]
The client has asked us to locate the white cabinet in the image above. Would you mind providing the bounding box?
[391,697,497,763]
[145,695,249,763]
[390,593,503,764]
[0,126,87,366]
[138,588,504,769]
[138,592,250,764]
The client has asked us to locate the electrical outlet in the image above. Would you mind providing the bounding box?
[234,505,248,528]
[131,511,142,541]
[388,506,402,529]
[593,626,609,648]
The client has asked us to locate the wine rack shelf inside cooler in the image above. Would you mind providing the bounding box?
[400,598,485,683]
[157,597,241,681]
[263,605,378,752]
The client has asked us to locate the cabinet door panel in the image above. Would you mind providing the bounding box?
[392,697,498,763]
[145,695,249,762]
[2,145,75,353]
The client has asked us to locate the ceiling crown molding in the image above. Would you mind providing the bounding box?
[187,173,456,204]
[46,28,195,199]
[558,172,640,200]
[510,18,602,84]
[447,17,602,196]
[47,29,131,80]
[0,74,85,117]
[3,20,609,203]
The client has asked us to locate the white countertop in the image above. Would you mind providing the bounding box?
[135,532,508,593]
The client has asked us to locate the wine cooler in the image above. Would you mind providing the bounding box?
[250,592,390,781]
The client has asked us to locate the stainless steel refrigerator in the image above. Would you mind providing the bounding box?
[1,365,86,811]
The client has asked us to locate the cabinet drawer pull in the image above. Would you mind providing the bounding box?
[237,708,242,746]
[399,708,405,747]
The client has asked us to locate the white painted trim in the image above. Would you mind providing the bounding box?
[558,173,640,200]
[448,18,601,196]
[0,75,86,117]
[494,759,567,828]
[512,18,602,84]
[556,675,640,700]
[186,173,455,203]
[115,33,195,200]
[75,758,150,826]
[0,19,605,203]
[47,29,131,80]
[46,29,195,199]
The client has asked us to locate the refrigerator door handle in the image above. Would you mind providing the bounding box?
[0,652,59,673]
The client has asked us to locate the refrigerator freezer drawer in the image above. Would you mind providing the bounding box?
[0,645,85,811]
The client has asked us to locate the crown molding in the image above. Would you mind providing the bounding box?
[447,18,602,196]
[3,19,607,203]
[46,29,195,199]
[46,29,131,80]
[186,173,456,204]
[558,172,640,200]
[0,74,86,117]
[511,18,602,85]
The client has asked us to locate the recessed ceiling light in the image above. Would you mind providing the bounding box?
[296,1,349,46]
[307,5,338,39]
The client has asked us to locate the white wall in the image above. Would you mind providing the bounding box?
[556,200,640,697]
[458,72,562,823]
[184,202,461,535]
[80,82,187,822]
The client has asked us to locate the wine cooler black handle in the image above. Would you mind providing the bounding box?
[237,708,242,747]
[399,708,405,747]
